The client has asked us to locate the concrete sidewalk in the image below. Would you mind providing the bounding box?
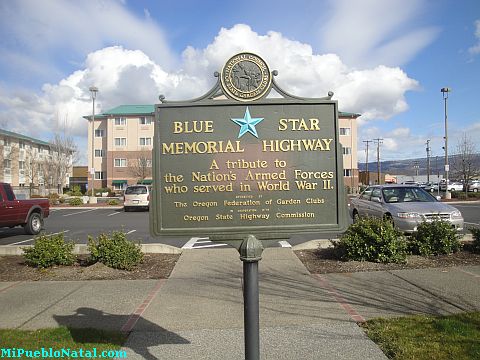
[1,248,479,359]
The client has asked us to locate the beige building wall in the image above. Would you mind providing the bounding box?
[87,111,154,190]
[0,130,72,193]
[338,114,360,191]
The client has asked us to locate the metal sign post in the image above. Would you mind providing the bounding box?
[150,52,347,359]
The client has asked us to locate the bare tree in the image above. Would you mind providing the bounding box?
[23,145,43,197]
[45,133,78,193]
[451,133,480,197]
[128,149,152,182]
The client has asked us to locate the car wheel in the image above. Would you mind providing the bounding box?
[383,214,394,226]
[24,212,43,235]
[352,210,360,223]
[474,189,478,193]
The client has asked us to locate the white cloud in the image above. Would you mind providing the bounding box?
[0,25,420,163]
[468,20,480,56]
[0,0,175,73]
[318,0,440,67]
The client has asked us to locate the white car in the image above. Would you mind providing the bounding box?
[123,185,151,211]
[447,182,464,192]
[440,181,463,192]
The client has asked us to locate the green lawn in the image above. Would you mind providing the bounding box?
[0,327,127,359]
[362,312,480,360]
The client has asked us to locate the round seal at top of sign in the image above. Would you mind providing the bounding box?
[220,52,272,102]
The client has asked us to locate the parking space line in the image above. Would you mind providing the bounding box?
[182,237,209,249]
[465,222,479,226]
[126,230,137,235]
[8,230,70,246]
[107,212,121,217]
[278,240,292,248]
[63,209,97,217]
[192,243,228,249]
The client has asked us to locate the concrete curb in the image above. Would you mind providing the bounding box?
[292,239,336,250]
[292,234,473,251]
[50,206,123,210]
[0,243,182,256]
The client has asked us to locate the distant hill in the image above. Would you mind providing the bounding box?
[359,154,480,176]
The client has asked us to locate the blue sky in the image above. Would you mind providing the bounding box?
[0,0,479,164]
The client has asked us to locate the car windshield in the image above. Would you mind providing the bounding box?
[382,187,435,203]
[125,186,147,195]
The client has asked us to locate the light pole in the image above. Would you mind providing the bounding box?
[89,86,98,202]
[441,87,451,199]
[426,139,431,183]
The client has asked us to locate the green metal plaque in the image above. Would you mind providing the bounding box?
[151,99,347,237]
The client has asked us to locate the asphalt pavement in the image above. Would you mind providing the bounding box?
[1,247,479,359]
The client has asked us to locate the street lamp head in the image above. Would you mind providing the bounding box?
[89,86,99,99]
[440,87,451,99]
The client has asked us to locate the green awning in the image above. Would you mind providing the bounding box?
[137,179,153,184]
[112,180,128,184]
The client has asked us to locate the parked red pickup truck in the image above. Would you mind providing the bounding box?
[0,183,50,235]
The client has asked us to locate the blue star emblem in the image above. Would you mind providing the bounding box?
[231,107,264,138]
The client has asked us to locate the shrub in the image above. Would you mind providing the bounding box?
[107,199,119,205]
[69,185,83,196]
[334,217,407,263]
[87,231,143,270]
[68,197,83,206]
[469,227,480,254]
[48,193,60,204]
[409,220,462,256]
[23,233,75,268]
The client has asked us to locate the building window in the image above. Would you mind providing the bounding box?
[113,183,127,191]
[114,138,127,147]
[114,158,127,167]
[95,171,105,180]
[340,128,351,136]
[18,160,25,170]
[19,141,25,149]
[95,149,105,157]
[146,159,152,167]
[114,117,127,126]
[343,147,352,155]
[344,169,352,177]
[139,117,152,125]
[139,137,152,146]
[95,129,104,137]
[3,159,11,174]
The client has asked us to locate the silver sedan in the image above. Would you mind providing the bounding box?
[349,185,464,233]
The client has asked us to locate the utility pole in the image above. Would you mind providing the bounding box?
[441,87,451,199]
[413,160,419,179]
[374,138,383,184]
[363,140,373,185]
[426,139,431,182]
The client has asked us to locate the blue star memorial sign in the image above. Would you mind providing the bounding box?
[231,107,264,138]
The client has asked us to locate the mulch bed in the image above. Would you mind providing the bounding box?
[295,247,480,274]
[0,253,180,281]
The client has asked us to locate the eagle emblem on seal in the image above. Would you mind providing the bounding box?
[221,52,272,101]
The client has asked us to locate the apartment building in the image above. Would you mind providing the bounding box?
[0,129,72,193]
[85,105,360,191]
[85,105,155,192]
[339,112,360,191]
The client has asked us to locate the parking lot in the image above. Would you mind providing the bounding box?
[0,203,478,249]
